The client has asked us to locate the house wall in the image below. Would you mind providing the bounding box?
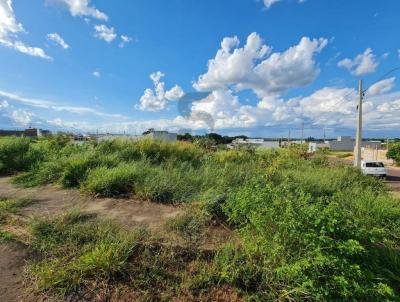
[329,140,355,151]
[361,148,393,165]
[145,132,177,142]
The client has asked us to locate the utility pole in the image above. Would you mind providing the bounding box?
[288,129,291,146]
[354,80,363,168]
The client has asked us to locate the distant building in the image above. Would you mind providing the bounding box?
[96,129,178,143]
[0,128,51,138]
[326,136,383,152]
[96,134,142,142]
[328,136,355,151]
[143,129,177,143]
[0,130,24,137]
[231,138,280,149]
[308,142,329,153]
[362,140,382,150]
[280,140,304,148]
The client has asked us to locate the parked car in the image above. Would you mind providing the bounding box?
[360,160,387,179]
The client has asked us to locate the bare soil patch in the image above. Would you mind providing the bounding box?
[0,242,32,302]
[0,176,181,230]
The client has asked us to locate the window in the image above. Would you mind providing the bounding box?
[366,162,384,168]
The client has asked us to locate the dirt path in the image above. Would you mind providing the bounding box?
[0,176,182,230]
[0,242,32,302]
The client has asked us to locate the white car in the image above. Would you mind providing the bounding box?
[360,161,387,179]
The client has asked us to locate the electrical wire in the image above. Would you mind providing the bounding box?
[363,66,400,94]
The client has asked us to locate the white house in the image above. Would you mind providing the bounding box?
[231,138,280,149]
[143,130,177,143]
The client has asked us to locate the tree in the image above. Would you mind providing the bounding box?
[387,143,400,165]
[177,133,193,142]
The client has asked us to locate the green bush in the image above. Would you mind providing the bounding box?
[0,137,32,174]
[218,178,400,301]
[60,152,121,188]
[82,163,145,197]
[388,142,400,165]
[12,160,66,187]
[134,161,205,203]
[96,138,204,165]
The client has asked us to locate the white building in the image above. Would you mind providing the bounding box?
[328,136,355,151]
[143,130,177,143]
[231,138,280,149]
[328,136,382,152]
[96,129,178,143]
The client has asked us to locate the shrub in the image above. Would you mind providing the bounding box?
[387,142,400,165]
[12,160,66,187]
[60,152,121,188]
[82,163,145,197]
[0,137,32,174]
[218,179,400,301]
[134,162,204,203]
[96,138,204,165]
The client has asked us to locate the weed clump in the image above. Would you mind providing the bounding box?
[215,179,400,301]
[27,211,219,301]
[82,163,143,197]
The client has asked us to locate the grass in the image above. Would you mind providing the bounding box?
[1,136,400,300]
[0,230,16,243]
[329,151,353,158]
[0,197,33,243]
[27,210,225,301]
[0,197,33,223]
[166,207,210,245]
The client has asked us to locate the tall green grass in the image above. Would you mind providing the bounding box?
[27,211,217,300]
[2,136,400,300]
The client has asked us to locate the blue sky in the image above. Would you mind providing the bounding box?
[0,0,400,138]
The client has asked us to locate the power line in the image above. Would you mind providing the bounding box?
[363,66,400,94]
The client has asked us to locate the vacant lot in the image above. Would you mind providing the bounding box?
[1,136,400,301]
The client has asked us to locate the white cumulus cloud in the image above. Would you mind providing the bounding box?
[11,109,34,126]
[119,34,132,48]
[47,33,69,49]
[49,0,108,20]
[138,71,184,112]
[338,48,378,76]
[94,24,116,43]
[194,32,327,98]
[366,77,395,96]
[0,0,51,59]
